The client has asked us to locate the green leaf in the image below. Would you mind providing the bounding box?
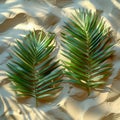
[61,9,113,93]
[7,30,63,107]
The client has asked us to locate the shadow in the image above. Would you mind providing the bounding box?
[0,13,28,33]
[0,96,30,120]
[32,108,52,120]
[109,0,120,30]
[46,105,73,120]
[46,0,74,8]
[101,113,120,120]
[0,85,18,120]
[0,94,56,120]
[0,0,6,4]
[0,78,10,87]
[0,96,4,118]
[89,0,120,32]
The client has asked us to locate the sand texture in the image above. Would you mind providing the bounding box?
[0,0,120,120]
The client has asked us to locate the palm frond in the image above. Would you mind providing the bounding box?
[106,88,120,102]
[61,9,114,94]
[7,30,63,107]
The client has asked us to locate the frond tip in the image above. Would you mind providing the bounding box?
[7,30,63,107]
[61,9,114,94]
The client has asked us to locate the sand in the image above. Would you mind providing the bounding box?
[0,0,120,120]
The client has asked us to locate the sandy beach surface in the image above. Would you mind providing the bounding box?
[0,0,120,120]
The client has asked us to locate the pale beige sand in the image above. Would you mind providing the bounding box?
[0,0,120,120]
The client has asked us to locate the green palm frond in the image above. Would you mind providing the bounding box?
[7,30,63,107]
[61,9,114,94]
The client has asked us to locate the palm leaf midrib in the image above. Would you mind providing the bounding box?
[72,14,95,81]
